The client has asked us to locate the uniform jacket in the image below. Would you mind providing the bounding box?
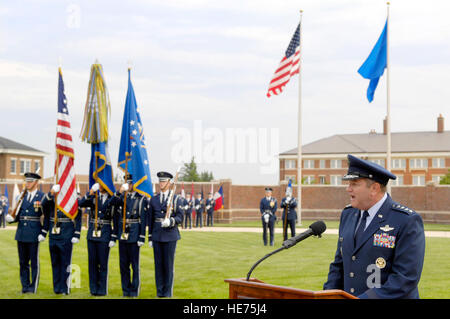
[41,193,82,241]
[78,192,115,242]
[109,191,148,244]
[13,190,45,242]
[281,197,298,221]
[323,194,425,299]
[183,198,193,215]
[205,198,215,214]
[148,193,184,243]
[194,198,204,214]
[259,197,278,222]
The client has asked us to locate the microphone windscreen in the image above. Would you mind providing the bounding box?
[309,220,326,236]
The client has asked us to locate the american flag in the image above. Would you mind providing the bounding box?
[55,68,78,219]
[266,23,301,98]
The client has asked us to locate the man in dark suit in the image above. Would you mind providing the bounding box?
[147,171,184,298]
[323,154,426,298]
[6,172,45,294]
[259,187,277,246]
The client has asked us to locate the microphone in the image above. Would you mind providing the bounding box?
[246,220,326,281]
[282,220,327,249]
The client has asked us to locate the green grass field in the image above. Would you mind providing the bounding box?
[0,228,449,299]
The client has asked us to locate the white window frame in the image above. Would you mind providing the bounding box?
[304,160,314,169]
[392,158,406,169]
[319,175,326,184]
[330,159,342,169]
[412,175,425,186]
[432,175,443,184]
[410,158,428,169]
[391,175,403,186]
[34,160,40,173]
[285,159,296,169]
[432,158,445,168]
[319,159,326,169]
[10,158,17,175]
[304,175,315,185]
[330,175,342,185]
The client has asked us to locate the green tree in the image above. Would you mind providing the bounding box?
[439,169,450,185]
[180,157,214,182]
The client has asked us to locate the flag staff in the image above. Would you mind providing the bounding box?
[385,2,392,195]
[296,10,303,225]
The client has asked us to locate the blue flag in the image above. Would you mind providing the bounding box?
[358,20,387,102]
[118,69,153,198]
[90,142,115,195]
[286,179,293,196]
[4,185,9,214]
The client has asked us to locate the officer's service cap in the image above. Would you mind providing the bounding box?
[343,154,396,185]
[265,187,273,191]
[157,171,173,181]
[24,172,41,182]
[125,173,133,183]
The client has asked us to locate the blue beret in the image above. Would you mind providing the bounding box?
[343,154,396,185]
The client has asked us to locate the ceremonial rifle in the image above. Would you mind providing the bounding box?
[164,166,182,220]
[10,184,26,219]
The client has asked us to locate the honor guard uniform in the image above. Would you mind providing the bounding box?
[259,187,277,246]
[205,193,215,227]
[78,183,116,296]
[109,174,148,297]
[183,193,193,229]
[194,193,204,228]
[0,195,7,228]
[5,172,45,294]
[280,192,298,241]
[41,184,82,295]
[323,155,426,298]
[148,171,184,298]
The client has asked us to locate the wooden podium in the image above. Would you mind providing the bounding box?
[225,278,358,299]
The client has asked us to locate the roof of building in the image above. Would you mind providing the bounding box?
[280,131,450,156]
[0,136,46,155]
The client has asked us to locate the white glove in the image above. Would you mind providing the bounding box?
[120,183,129,192]
[149,241,153,248]
[38,234,45,242]
[51,184,61,193]
[71,237,79,244]
[161,218,171,228]
[286,197,291,203]
[206,205,211,210]
[108,241,115,248]
[263,213,270,224]
[6,214,14,223]
[91,183,100,192]
[184,205,189,210]
[137,241,144,247]
[195,205,200,210]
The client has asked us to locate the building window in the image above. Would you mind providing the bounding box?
[330,159,342,169]
[330,175,342,185]
[432,158,445,168]
[391,175,403,186]
[319,176,326,184]
[370,159,385,167]
[20,159,31,174]
[34,160,40,173]
[303,160,314,169]
[432,175,443,184]
[319,160,326,169]
[285,175,296,183]
[410,158,428,169]
[304,176,315,185]
[391,158,406,169]
[412,175,425,186]
[285,159,296,169]
[10,158,17,174]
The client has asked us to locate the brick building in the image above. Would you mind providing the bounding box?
[0,136,47,182]
[279,115,449,186]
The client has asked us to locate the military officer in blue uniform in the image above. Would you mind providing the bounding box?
[109,174,147,297]
[148,171,184,298]
[6,172,45,294]
[259,187,278,246]
[205,192,215,227]
[41,184,82,295]
[194,192,204,228]
[280,189,297,241]
[183,192,193,229]
[323,155,426,299]
[78,182,116,296]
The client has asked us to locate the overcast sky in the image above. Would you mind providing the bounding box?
[1,0,449,185]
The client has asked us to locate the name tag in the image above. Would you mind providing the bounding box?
[373,233,396,248]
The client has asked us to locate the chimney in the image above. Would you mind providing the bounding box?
[383,117,387,135]
[437,114,444,133]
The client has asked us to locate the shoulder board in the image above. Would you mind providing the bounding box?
[391,203,414,215]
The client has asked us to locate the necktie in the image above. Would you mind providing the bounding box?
[354,210,369,246]
[162,194,166,204]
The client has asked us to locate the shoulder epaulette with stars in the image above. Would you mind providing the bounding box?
[392,203,414,215]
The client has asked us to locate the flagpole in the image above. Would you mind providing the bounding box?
[386,2,392,195]
[296,10,303,225]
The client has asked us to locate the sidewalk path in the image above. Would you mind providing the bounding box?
[2,225,450,238]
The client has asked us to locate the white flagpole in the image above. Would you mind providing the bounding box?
[386,2,392,195]
[297,10,303,225]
